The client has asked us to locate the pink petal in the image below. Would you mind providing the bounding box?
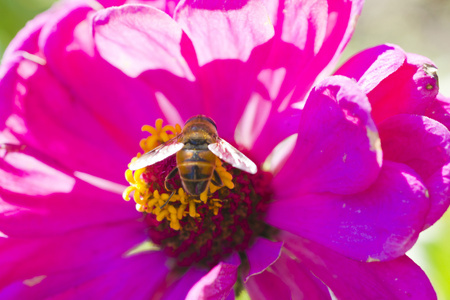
[273,76,382,196]
[174,0,275,142]
[244,237,282,281]
[0,251,169,299]
[267,161,430,261]
[378,114,450,181]
[186,253,240,300]
[246,250,332,300]
[246,0,364,158]
[237,101,301,165]
[94,5,196,79]
[283,233,437,300]
[378,115,450,228]
[425,93,450,131]
[259,0,364,105]
[337,44,438,124]
[0,221,147,290]
[161,268,207,300]
[98,0,181,17]
[175,0,274,67]
[0,5,151,183]
[335,44,406,94]
[423,162,450,229]
[245,268,292,300]
[41,2,187,128]
[0,150,140,237]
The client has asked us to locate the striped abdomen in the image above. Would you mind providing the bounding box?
[176,147,216,196]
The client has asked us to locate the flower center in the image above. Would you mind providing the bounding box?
[123,119,273,267]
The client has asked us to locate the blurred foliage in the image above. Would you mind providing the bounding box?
[1,0,450,299]
[0,0,55,57]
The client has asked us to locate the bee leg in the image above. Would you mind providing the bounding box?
[160,191,175,209]
[164,167,178,192]
[161,167,178,209]
[211,169,224,187]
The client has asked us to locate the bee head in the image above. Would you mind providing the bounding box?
[182,115,218,144]
[185,115,217,129]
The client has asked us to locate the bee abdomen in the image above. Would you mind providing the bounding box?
[178,162,214,181]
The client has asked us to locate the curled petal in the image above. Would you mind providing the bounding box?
[423,162,450,229]
[246,250,332,300]
[274,76,382,196]
[283,233,437,300]
[378,115,450,228]
[336,44,439,124]
[425,93,450,131]
[244,237,282,281]
[268,161,430,261]
[335,44,406,94]
[378,114,450,180]
[186,253,240,300]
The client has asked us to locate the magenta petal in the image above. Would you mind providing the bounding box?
[259,0,364,105]
[0,8,141,184]
[339,45,438,124]
[0,251,169,299]
[94,5,195,79]
[0,150,139,237]
[161,268,207,300]
[274,76,382,196]
[283,234,437,300]
[268,161,429,261]
[240,103,301,165]
[0,221,146,290]
[245,268,292,300]
[246,250,331,300]
[175,0,274,67]
[425,93,450,131]
[335,44,406,94]
[244,237,282,281]
[378,115,450,228]
[186,253,240,300]
[378,114,450,180]
[174,0,274,141]
[423,162,450,228]
[92,4,203,123]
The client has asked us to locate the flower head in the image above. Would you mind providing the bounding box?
[1,0,449,299]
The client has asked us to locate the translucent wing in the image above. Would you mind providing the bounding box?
[129,137,184,171]
[208,138,257,174]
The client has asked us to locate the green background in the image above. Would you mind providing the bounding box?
[1,0,449,298]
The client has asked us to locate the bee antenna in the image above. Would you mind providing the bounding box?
[160,191,175,209]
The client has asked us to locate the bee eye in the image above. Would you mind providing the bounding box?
[205,117,217,129]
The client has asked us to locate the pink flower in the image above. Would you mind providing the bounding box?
[1,0,449,299]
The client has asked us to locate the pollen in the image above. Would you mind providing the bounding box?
[123,119,235,231]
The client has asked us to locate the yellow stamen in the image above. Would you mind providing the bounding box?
[122,186,135,201]
[189,200,197,218]
[156,209,169,222]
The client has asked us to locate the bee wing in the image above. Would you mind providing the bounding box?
[129,137,184,171]
[208,138,257,174]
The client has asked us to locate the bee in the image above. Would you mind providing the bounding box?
[129,115,257,205]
